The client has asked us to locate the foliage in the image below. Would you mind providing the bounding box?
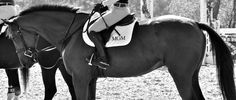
[218,0,233,27]
[166,0,200,21]
[14,0,235,28]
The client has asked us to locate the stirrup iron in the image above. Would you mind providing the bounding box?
[88,53,94,66]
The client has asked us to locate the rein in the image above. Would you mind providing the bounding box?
[61,13,85,51]
[61,13,77,51]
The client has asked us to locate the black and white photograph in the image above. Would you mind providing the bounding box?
[0,0,236,100]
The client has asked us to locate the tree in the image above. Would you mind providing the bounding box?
[153,0,171,16]
[229,0,236,28]
[167,0,200,21]
[208,0,220,19]
[207,0,221,28]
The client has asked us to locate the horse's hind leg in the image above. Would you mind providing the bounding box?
[166,52,203,100]
[168,68,196,100]
[192,66,204,99]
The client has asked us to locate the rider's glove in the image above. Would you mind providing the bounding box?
[94,3,103,12]
[94,3,108,13]
[99,6,108,13]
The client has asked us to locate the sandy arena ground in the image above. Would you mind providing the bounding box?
[0,64,235,100]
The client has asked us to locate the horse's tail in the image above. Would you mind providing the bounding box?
[197,22,236,99]
[20,67,29,92]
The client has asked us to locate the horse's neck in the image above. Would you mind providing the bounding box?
[21,12,89,51]
[37,36,52,50]
[22,12,76,50]
[38,12,88,51]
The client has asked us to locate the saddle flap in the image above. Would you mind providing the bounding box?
[82,13,138,47]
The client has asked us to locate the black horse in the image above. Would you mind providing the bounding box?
[5,5,236,100]
[0,23,21,100]
[0,24,75,100]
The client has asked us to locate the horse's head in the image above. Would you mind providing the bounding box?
[2,19,38,68]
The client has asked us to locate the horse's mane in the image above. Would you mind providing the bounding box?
[19,4,78,16]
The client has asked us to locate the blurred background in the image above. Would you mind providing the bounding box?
[0,0,235,99]
[13,0,234,28]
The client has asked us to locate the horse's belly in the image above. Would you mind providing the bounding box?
[104,60,163,77]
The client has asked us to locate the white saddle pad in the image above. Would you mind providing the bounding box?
[82,13,137,47]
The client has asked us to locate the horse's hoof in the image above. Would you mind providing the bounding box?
[7,93,15,100]
[14,96,19,100]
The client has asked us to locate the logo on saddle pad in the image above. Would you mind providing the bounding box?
[82,12,137,47]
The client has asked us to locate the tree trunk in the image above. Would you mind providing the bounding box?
[212,0,220,19]
[229,0,236,28]
[207,0,220,28]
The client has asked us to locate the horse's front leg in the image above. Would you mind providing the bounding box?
[5,69,21,100]
[41,65,57,100]
[58,62,76,100]
[72,68,91,100]
[88,78,98,100]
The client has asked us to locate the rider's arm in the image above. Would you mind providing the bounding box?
[102,0,119,6]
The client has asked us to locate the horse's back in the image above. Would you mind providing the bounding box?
[151,15,205,48]
[140,15,204,41]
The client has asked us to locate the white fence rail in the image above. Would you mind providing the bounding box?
[204,28,236,65]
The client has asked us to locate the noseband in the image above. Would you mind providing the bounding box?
[12,22,39,62]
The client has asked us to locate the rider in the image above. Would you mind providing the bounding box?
[0,0,17,25]
[88,0,130,68]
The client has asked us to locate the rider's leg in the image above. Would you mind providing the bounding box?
[88,31,110,68]
[88,7,130,68]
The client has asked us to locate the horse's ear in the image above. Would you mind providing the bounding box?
[1,19,12,25]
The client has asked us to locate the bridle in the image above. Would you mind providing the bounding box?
[9,11,81,64]
[11,21,39,62]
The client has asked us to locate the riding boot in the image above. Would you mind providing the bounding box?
[88,31,110,69]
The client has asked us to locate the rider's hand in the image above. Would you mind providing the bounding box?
[94,3,108,13]
[100,6,109,13]
[94,3,104,12]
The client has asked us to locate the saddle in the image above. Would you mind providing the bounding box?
[82,13,138,47]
